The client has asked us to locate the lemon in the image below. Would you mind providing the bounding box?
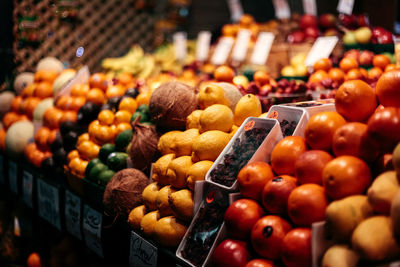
[233,75,249,88]
[167,156,193,189]
[259,112,268,118]
[152,154,175,185]
[142,182,160,211]
[192,130,230,162]
[234,94,262,126]
[170,129,199,157]
[198,83,243,111]
[156,185,176,217]
[153,216,187,247]
[158,131,181,155]
[128,205,146,230]
[199,104,234,133]
[186,110,203,129]
[169,189,194,222]
[140,210,160,237]
[290,52,307,66]
[187,160,214,190]
[230,125,239,137]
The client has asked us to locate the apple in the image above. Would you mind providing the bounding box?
[212,239,252,267]
[359,50,374,65]
[344,49,360,61]
[300,14,318,29]
[355,27,372,44]
[339,14,357,28]
[357,14,370,27]
[372,27,388,43]
[304,26,320,40]
[319,14,336,28]
[224,199,265,240]
[262,175,297,215]
[251,215,292,259]
[281,228,312,267]
[287,31,305,43]
[378,31,394,44]
[343,31,357,45]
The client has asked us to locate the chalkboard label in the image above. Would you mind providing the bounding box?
[22,170,34,208]
[37,178,61,230]
[65,190,82,240]
[83,204,103,257]
[129,231,157,267]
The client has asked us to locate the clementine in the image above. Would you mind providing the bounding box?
[3,112,21,129]
[270,136,307,175]
[368,67,383,81]
[59,110,77,124]
[372,54,391,70]
[89,73,108,91]
[253,70,270,86]
[86,88,106,105]
[11,96,23,113]
[98,110,115,125]
[34,70,57,83]
[34,127,51,150]
[376,69,400,107]
[27,252,42,267]
[136,91,152,106]
[70,84,90,97]
[345,68,363,81]
[313,58,332,72]
[308,70,329,83]
[385,63,397,72]
[119,97,137,114]
[295,150,333,185]
[339,57,359,72]
[55,95,72,110]
[34,82,53,99]
[105,85,125,99]
[69,96,86,112]
[328,68,345,83]
[214,65,235,82]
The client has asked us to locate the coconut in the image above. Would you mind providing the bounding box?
[14,72,34,94]
[149,81,197,130]
[103,168,150,219]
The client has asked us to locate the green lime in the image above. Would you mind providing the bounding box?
[115,129,133,151]
[107,152,128,171]
[97,169,115,186]
[137,104,149,114]
[130,112,149,123]
[87,163,108,181]
[99,143,116,163]
[85,158,102,177]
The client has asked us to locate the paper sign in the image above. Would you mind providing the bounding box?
[196,31,212,62]
[337,0,355,15]
[37,178,61,230]
[232,29,252,62]
[173,32,187,62]
[130,231,157,267]
[83,204,103,257]
[272,0,291,19]
[302,0,317,16]
[65,190,82,240]
[226,0,244,23]
[0,154,4,184]
[211,37,234,65]
[8,160,18,194]
[305,36,339,67]
[250,32,275,65]
[22,170,33,208]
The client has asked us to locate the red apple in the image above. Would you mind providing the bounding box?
[344,49,360,61]
[262,175,297,215]
[379,31,394,44]
[287,31,305,43]
[224,199,265,240]
[304,27,320,40]
[251,215,292,259]
[281,228,312,267]
[245,259,275,267]
[338,14,357,29]
[372,27,388,43]
[319,14,336,28]
[213,239,252,267]
[300,14,318,29]
[359,50,374,66]
[357,14,370,27]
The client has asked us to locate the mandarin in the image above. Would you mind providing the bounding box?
[328,68,345,83]
[376,69,400,107]
[339,57,359,72]
[270,136,307,175]
[295,150,333,185]
[214,65,235,82]
[313,58,332,72]
[372,54,391,70]
[86,88,106,105]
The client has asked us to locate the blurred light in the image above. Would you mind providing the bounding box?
[14,216,21,237]
[76,46,84,57]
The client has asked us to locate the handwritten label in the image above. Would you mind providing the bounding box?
[0,154,4,184]
[130,231,157,267]
[65,190,82,240]
[8,160,18,194]
[226,0,244,23]
[211,37,234,65]
[337,0,355,15]
[37,178,61,230]
[22,170,33,208]
[272,0,291,19]
[83,204,103,257]
[250,32,275,65]
[196,31,212,62]
[305,36,339,67]
[173,32,187,62]
[302,0,317,16]
[232,29,251,62]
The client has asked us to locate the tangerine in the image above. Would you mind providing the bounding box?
[313,58,332,72]
[70,84,90,97]
[98,110,115,125]
[34,82,53,99]
[119,97,137,114]
[55,95,72,110]
[59,110,77,124]
[11,96,23,112]
[35,127,51,150]
[115,122,132,135]
[253,71,270,86]
[385,63,397,72]
[339,57,359,72]
[214,65,235,82]
[21,83,36,98]
[376,69,400,107]
[27,252,41,267]
[372,54,391,70]
[117,72,135,87]
[345,68,363,81]
[295,150,333,185]
[368,67,383,81]
[328,68,345,83]
[89,73,108,91]
[114,110,132,124]
[43,107,63,129]
[105,85,125,99]
[3,112,21,129]
[270,136,307,175]
[308,70,329,83]
[69,96,86,111]
[34,70,57,83]
[136,91,152,106]
[86,88,106,105]
[23,97,41,119]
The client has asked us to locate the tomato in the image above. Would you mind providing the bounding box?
[212,239,251,267]
[224,199,265,240]
[367,107,400,151]
[281,228,312,267]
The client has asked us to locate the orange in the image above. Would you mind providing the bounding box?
[339,57,359,72]
[359,68,368,80]
[43,107,63,129]
[305,111,346,151]
[368,67,383,80]
[35,127,51,150]
[86,88,106,105]
[376,69,400,107]
[34,82,53,99]
[3,112,21,129]
[77,140,100,160]
[372,54,391,70]
[345,68,362,81]
[119,97,137,114]
[89,73,108,91]
[270,136,307,175]
[322,155,371,199]
[98,110,115,125]
[67,149,79,162]
[118,72,135,87]
[27,252,41,267]
[59,110,77,124]
[335,80,377,122]
[34,70,57,83]
[55,95,72,110]
[313,58,332,72]
[21,83,36,98]
[88,120,100,140]
[0,128,6,151]
[385,63,397,72]
[239,14,254,27]
[77,133,90,146]
[114,110,132,124]
[69,96,86,112]
[11,96,23,113]
[136,91,152,106]
[105,85,125,99]
[287,184,327,226]
[295,150,333,185]
[328,68,345,83]
[308,70,329,83]
[70,84,90,97]
[253,70,270,86]
[332,122,368,157]
[214,65,235,82]
[222,24,237,37]
[115,122,132,135]
[23,97,41,119]
[47,129,57,147]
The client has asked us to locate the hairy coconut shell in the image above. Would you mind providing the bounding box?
[149,82,197,130]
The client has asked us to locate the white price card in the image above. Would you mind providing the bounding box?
[37,178,61,230]
[8,160,18,194]
[305,36,339,67]
[129,231,157,267]
[272,0,291,19]
[173,32,187,62]
[232,29,252,62]
[211,37,234,65]
[22,170,33,208]
[250,32,275,65]
[226,0,244,23]
[0,154,4,184]
[83,204,103,257]
[196,31,212,62]
[65,190,82,240]
[302,0,317,16]
[337,0,355,15]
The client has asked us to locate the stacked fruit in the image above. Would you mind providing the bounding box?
[280,53,309,77]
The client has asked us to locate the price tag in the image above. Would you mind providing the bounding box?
[8,160,18,194]
[232,29,251,62]
[0,154,4,184]
[83,204,103,257]
[226,0,244,23]
[250,32,275,65]
[196,31,212,62]
[37,178,61,230]
[22,170,33,208]
[302,0,317,16]
[129,231,157,267]
[65,190,82,240]
[211,37,234,65]
[337,0,355,15]
[173,32,187,62]
[272,0,291,19]
[305,36,339,67]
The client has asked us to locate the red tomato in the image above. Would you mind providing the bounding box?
[281,228,312,267]
[212,239,252,267]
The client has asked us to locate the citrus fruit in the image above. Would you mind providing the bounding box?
[87,162,108,181]
[106,85,125,99]
[197,84,230,109]
[169,189,194,221]
[170,128,199,157]
[152,154,175,186]
[70,84,90,97]
[115,129,133,151]
[140,210,160,237]
[328,68,345,83]
[130,111,149,123]
[86,88,106,105]
[214,65,235,82]
[295,150,333,185]
[98,110,115,125]
[281,228,312,267]
[27,252,42,267]
[376,69,400,107]
[339,57,359,72]
[186,110,203,129]
[167,156,193,189]
[136,91,152,106]
[245,259,274,267]
[385,64,397,72]
[99,143,116,163]
[153,216,187,247]
[98,169,115,186]
[309,70,329,83]
[85,158,102,177]
[106,152,128,171]
[128,205,146,230]
[345,68,363,81]
[89,73,108,91]
[199,104,234,133]
[35,82,53,99]
[118,97,137,114]
[186,160,214,190]
[234,94,262,126]
[156,185,176,216]
[253,71,270,85]
[191,130,230,162]
[142,182,160,210]
[262,175,297,215]
[313,58,332,72]
[368,67,383,80]
[373,54,391,70]
[114,110,132,124]
[270,136,307,175]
